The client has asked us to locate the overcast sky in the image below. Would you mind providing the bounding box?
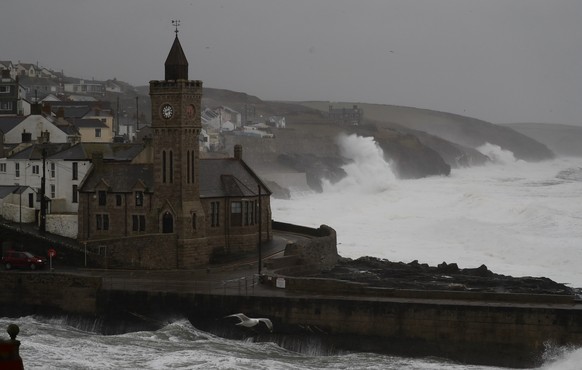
[2,1,581,125]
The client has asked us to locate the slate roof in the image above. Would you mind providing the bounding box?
[165,35,188,80]
[0,185,21,199]
[9,143,72,160]
[199,159,270,197]
[50,142,145,161]
[81,163,154,192]
[74,118,108,128]
[0,116,26,134]
[80,158,271,198]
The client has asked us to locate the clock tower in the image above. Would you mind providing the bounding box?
[150,25,206,267]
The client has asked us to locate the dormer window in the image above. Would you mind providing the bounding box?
[135,191,144,207]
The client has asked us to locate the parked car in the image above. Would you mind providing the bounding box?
[2,251,47,270]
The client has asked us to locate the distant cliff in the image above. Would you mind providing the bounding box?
[203,90,555,193]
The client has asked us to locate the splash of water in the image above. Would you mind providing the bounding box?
[476,143,519,164]
[321,134,396,194]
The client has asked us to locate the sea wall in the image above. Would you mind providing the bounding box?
[271,222,338,272]
[0,273,101,316]
[1,273,582,368]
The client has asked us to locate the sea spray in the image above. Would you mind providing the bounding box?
[321,134,396,194]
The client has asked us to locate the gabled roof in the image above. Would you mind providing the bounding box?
[81,163,154,192]
[50,142,145,161]
[0,185,22,199]
[80,158,271,198]
[0,117,26,134]
[199,159,270,197]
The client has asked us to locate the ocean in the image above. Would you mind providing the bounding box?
[3,134,582,369]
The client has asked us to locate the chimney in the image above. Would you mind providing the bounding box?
[42,103,52,115]
[21,129,32,143]
[91,151,104,169]
[234,144,243,160]
[31,102,42,115]
[56,107,65,119]
[38,130,50,144]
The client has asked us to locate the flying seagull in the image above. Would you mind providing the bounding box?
[225,313,273,332]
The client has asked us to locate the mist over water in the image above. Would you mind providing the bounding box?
[273,134,582,288]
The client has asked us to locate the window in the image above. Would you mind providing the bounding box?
[132,214,146,232]
[116,194,122,206]
[255,200,259,224]
[72,162,78,180]
[95,128,101,138]
[50,163,55,178]
[0,163,6,173]
[98,190,106,206]
[187,150,190,183]
[0,86,9,93]
[192,213,196,230]
[50,184,55,198]
[72,185,78,203]
[32,165,39,175]
[162,151,167,183]
[96,214,109,231]
[15,163,20,178]
[135,191,144,207]
[169,150,174,183]
[191,151,195,184]
[211,201,220,227]
[231,201,242,227]
[0,101,12,111]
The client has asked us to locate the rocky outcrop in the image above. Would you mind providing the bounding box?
[316,256,573,295]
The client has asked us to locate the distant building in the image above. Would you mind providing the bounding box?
[329,104,363,125]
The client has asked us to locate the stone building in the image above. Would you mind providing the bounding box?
[328,104,363,125]
[77,32,272,269]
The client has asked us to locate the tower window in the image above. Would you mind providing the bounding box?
[162,150,167,183]
[187,150,190,183]
[169,150,174,183]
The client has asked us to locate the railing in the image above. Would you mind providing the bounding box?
[100,273,262,297]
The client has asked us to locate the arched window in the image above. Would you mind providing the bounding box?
[162,150,167,183]
[191,150,195,184]
[162,211,173,233]
[186,150,190,183]
[169,150,174,183]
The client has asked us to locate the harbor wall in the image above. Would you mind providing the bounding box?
[1,272,582,368]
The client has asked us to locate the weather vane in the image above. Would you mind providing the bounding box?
[172,19,181,35]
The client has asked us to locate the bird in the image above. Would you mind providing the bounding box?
[225,313,273,332]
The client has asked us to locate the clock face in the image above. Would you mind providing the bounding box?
[161,104,174,119]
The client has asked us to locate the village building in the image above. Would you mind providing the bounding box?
[328,104,363,125]
[76,32,272,269]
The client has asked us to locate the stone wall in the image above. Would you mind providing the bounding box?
[46,214,78,239]
[0,273,101,316]
[1,203,35,224]
[271,222,338,272]
[85,234,178,269]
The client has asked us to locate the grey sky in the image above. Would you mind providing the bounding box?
[2,0,581,125]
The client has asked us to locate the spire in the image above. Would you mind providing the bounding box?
[164,20,188,80]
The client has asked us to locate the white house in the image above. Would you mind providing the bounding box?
[1,110,79,145]
[0,185,37,225]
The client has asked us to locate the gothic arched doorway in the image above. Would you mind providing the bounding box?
[162,211,174,233]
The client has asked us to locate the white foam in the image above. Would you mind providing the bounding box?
[272,135,582,287]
